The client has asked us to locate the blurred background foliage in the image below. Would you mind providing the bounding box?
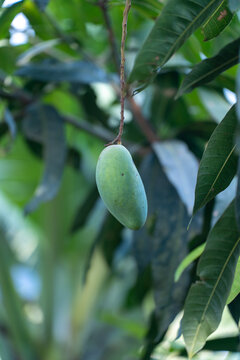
[0,0,240,359]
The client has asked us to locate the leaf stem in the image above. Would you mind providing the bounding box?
[105,0,131,146]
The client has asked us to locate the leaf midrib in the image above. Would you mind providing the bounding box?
[189,235,240,357]
[180,55,239,95]
[197,144,236,211]
[160,0,220,67]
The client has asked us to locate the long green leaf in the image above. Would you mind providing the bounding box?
[227,256,240,304]
[0,1,23,39]
[193,106,238,215]
[202,0,233,41]
[177,38,240,97]
[175,243,205,282]
[182,201,240,358]
[129,0,223,88]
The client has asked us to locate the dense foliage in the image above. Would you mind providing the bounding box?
[0,0,240,359]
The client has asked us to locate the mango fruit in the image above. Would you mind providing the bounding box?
[96,144,148,230]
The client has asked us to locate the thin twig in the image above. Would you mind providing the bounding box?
[105,0,131,146]
[99,0,160,145]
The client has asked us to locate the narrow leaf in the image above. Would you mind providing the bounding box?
[70,186,99,233]
[0,1,23,39]
[23,104,66,214]
[227,256,240,304]
[178,38,240,97]
[17,39,60,66]
[152,140,198,215]
[16,60,110,84]
[4,108,16,140]
[129,0,223,88]
[175,243,205,282]
[202,0,233,41]
[182,201,240,357]
[193,106,238,215]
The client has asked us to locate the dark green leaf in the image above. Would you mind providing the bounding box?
[228,293,240,325]
[178,38,240,97]
[228,0,240,11]
[33,0,49,11]
[23,104,66,214]
[129,0,223,88]
[152,140,198,215]
[16,60,111,84]
[133,154,193,348]
[98,213,124,267]
[0,1,23,39]
[182,201,240,358]
[193,106,238,215]
[70,186,99,233]
[202,0,233,41]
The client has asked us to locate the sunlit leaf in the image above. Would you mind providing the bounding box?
[193,106,238,215]
[175,243,205,282]
[17,39,60,66]
[23,103,66,214]
[177,38,240,97]
[129,0,223,88]
[227,256,240,304]
[0,1,23,39]
[182,201,240,358]
[202,0,233,41]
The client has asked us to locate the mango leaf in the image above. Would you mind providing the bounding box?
[228,0,240,11]
[0,1,23,39]
[202,0,233,41]
[33,0,49,11]
[193,106,238,215]
[175,243,205,282]
[16,60,110,84]
[23,103,66,214]
[182,201,240,358]
[133,154,193,349]
[152,140,198,215]
[17,39,60,66]
[177,38,240,97]
[128,0,223,88]
[70,186,99,233]
[227,256,240,304]
[228,293,240,325]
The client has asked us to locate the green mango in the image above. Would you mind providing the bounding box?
[96,144,148,230]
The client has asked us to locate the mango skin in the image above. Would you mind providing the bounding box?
[96,145,148,230]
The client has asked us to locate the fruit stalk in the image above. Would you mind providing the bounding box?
[107,0,131,146]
